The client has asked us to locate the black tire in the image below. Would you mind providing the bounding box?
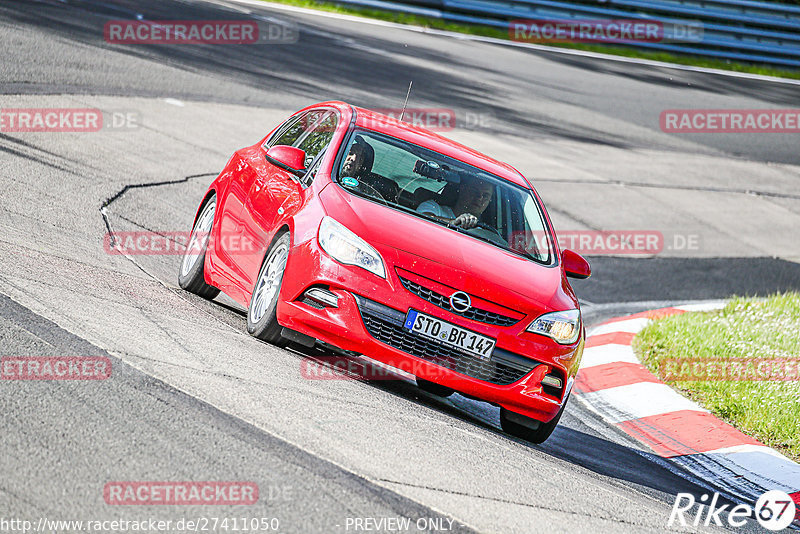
[178,196,220,300]
[416,378,454,398]
[500,394,569,444]
[246,231,290,345]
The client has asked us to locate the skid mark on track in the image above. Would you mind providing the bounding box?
[375,478,660,527]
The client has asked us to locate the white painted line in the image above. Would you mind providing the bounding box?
[221,0,800,85]
[700,447,800,493]
[578,305,800,504]
[674,302,726,313]
[708,444,791,461]
[588,317,650,336]
[579,382,707,423]
[579,344,638,369]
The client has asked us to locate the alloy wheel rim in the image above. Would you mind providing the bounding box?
[249,241,288,324]
[180,201,215,278]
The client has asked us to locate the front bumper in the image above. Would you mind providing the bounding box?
[277,238,582,423]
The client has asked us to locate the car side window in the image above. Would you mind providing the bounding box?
[296,110,338,167]
[266,113,309,149]
[264,110,338,174]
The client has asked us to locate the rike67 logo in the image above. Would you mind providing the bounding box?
[669,490,798,531]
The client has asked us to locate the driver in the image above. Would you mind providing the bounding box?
[340,136,399,202]
[341,136,374,178]
[417,174,494,229]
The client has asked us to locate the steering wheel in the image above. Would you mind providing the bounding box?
[453,218,503,238]
[475,222,503,238]
[353,180,389,206]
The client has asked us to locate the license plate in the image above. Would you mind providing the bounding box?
[403,309,496,359]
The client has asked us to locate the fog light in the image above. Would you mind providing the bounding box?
[541,375,562,389]
[304,287,339,308]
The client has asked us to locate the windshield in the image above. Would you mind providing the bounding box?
[335,129,554,264]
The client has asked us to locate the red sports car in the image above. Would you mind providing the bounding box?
[178,101,590,444]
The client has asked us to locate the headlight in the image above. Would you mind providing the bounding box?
[318,216,386,279]
[526,309,581,344]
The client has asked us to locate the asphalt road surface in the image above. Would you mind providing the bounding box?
[1,0,798,532]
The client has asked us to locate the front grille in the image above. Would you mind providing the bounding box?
[354,295,537,386]
[398,277,519,327]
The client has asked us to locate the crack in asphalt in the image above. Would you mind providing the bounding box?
[99,172,216,237]
[94,173,438,417]
[97,174,456,386]
[97,172,253,338]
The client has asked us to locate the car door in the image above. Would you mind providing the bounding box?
[239,109,339,289]
[213,148,261,290]
[214,112,312,295]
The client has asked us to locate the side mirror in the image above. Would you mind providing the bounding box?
[562,249,591,279]
[266,145,307,178]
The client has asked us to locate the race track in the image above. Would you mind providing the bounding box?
[1,0,799,532]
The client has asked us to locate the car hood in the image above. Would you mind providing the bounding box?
[319,184,578,316]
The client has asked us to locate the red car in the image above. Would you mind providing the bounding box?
[178,101,591,444]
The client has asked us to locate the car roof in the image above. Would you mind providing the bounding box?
[322,103,532,189]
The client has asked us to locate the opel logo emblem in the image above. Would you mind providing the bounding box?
[449,291,471,313]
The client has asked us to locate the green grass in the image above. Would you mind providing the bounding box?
[261,0,800,80]
[634,293,800,462]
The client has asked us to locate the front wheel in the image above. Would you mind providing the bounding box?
[178,196,220,300]
[246,231,290,344]
[500,394,569,444]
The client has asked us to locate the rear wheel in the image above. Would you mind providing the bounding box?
[416,378,454,398]
[178,196,220,300]
[247,232,290,345]
[500,394,569,444]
